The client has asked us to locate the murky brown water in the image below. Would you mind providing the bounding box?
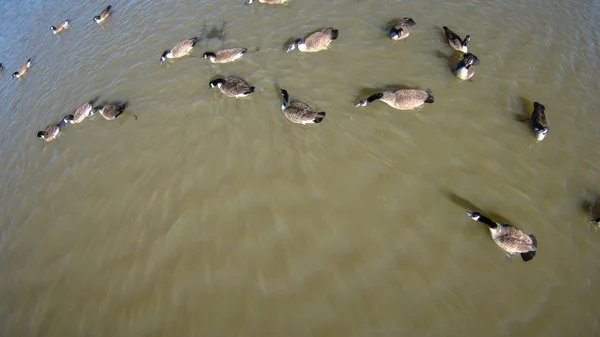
[0,0,599,336]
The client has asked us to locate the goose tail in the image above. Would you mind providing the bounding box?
[330,29,339,40]
[313,112,326,124]
[424,89,434,104]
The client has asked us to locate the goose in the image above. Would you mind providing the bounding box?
[202,48,247,63]
[355,88,434,110]
[0,63,3,72]
[160,37,198,64]
[280,89,326,125]
[95,102,127,120]
[245,0,288,4]
[466,211,537,262]
[94,5,112,24]
[454,53,480,80]
[64,101,94,124]
[530,102,548,141]
[50,20,70,34]
[389,18,416,40]
[37,118,68,142]
[443,26,470,53]
[286,27,339,53]
[591,218,600,226]
[209,77,255,98]
[12,58,32,79]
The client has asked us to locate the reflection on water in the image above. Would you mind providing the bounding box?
[0,0,599,336]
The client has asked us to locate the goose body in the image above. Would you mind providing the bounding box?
[443,26,470,53]
[160,37,198,64]
[37,118,67,142]
[530,102,549,141]
[466,211,537,262]
[286,27,339,53]
[280,89,326,125]
[94,5,112,24]
[389,18,416,40]
[51,20,70,34]
[454,53,480,80]
[209,77,255,98]
[12,58,32,78]
[96,102,127,120]
[245,0,288,4]
[202,48,247,63]
[355,88,434,110]
[65,101,94,124]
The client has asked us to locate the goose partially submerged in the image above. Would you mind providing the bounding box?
[160,37,198,64]
[94,5,112,24]
[530,102,549,141]
[389,18,416,40]
[37,117,68,142]
[466,211,537,262]
[202,48,247,63]
[280,89,325,125]
[454,53,480,80]
[355,88,434,110]
[209,77,255,98]
[51,20,70,34]
[12,58,32,79]
[286,27,339,53]
[64,101,95,124]
[443,26,470,53]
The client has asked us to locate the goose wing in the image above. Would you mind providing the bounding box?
[493,225,535,253]
[222,77,251,95]
[531,102,547,127]
[215,48,247,62]
[305,27,337,50]
[170,38,197,57]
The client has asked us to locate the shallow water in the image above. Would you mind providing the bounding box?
[0,0,599,336]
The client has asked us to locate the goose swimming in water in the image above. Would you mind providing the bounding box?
[64,101,95,124]
[160,37,198,64]
[389,18,416,40]
[50,20,70,34]
[37,118,68,142]
[530,102,549,141]
[95,102,128,120]
[454,53,480,80]
[286,27,339,53]
[209,77,255,98]
[466,211,537,262]
[202,48,247,63]
[94,5,112,24]
[12,58,32,79]
[355,88,434,110]
[443,26,470,53]
[280,89,326,125]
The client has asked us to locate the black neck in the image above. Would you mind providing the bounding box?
[476,215,498,229]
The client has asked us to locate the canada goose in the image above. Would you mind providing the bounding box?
[466,211,537,262]
[454,53,480,80]
[355,88,434,110]
[245,0,288,4]
[37,118,68,142]
[591,218,600,226]
[209,77,255,98]
[286,27,339,53]
[202,48,247,63]
[64,101,94,124]
[50,20,70,34]
[443,26,470,53]
[280,89,326,125]
[530,102,549,141]
[389,18,416,40]
[12,58,32,79]
[95,102,127,120]
[160,37,198,64]
[94,5,112,24]
[0,63,3,72]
